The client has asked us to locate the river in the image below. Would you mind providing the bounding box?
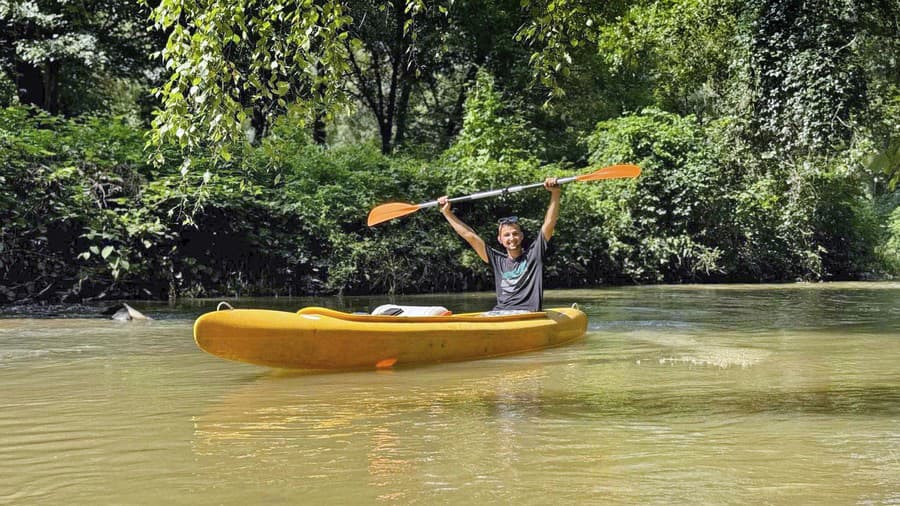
[1,283,898,504]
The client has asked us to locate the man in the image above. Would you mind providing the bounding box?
[437,177,561,313]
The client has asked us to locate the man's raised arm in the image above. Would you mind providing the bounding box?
[541,178,561,241]
[438,196,488,262]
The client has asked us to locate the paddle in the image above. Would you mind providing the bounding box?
[367,163,641,226]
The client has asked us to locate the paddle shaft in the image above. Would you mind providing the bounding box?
[416,175,577,210]
[367,164,639,226]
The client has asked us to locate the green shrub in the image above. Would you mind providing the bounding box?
[581,108,884,282]
[0,106,147,301]
[875,195,900,276]
[443,70,538,164]
[580,108,729,282]
[0,102,892,303]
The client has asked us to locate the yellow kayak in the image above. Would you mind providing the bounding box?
[193,306,588,370]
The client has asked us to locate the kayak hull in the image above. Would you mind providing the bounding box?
[193,306,588,370]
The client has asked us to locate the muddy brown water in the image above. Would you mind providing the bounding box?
[1,283,898,504]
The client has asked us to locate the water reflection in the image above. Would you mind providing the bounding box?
[191,363,578,502]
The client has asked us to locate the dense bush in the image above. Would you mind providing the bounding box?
[884,207,900,271]
[0,106,149,301]
[0,103,896,304]
[580,109,729,283]
[579,109,887,283]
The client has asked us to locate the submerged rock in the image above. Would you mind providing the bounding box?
[105,303,151,321]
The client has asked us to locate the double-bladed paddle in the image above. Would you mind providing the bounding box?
[367,163,641,226]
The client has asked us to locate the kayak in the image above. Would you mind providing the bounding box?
[193,306,588,370]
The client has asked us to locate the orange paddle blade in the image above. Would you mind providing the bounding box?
[367,202,422,226]
[576,164,641,182]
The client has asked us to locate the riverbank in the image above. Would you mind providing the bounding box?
[5,106,898,305]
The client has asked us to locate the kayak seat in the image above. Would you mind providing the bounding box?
[372,304,452,317]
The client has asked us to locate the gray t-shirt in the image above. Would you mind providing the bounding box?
[486,234,547,312]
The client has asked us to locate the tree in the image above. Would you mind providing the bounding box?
[147,0,480,156]
[146,0,614,161]
[0,0,161,116]
[147,0,357,161]
[748,0,867,156]
[339,0,439,154]
[515,0,607,100]
[521,0,899,163]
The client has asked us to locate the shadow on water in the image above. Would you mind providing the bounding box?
[531,385,900,419]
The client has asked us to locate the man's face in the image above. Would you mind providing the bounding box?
[497,223,524,253]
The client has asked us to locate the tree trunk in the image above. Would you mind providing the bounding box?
[15,61,45,112]
[444,64,480,147]
[312,109,327,145]
[312,59,328,146]
[250,107,269,145]
[394,79,411,149]
[379,121,393,154]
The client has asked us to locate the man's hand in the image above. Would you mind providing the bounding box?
[544,177,561,194]
[437,195,451,214]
